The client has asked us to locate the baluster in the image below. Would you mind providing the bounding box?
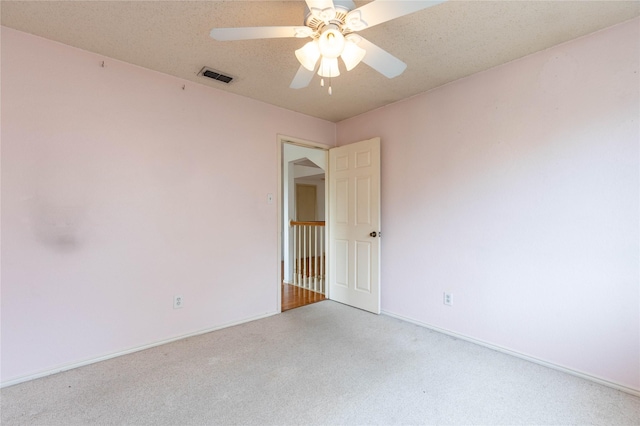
[293,224,297,286]
[308,225,311,290]
[291,224,295,286]
[313,225,318,292]
[321,225,325,293]
[309,225,312,289]
[304,225,308,288]
[297,224,301,286]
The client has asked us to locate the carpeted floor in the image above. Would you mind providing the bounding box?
[2,300,639,425]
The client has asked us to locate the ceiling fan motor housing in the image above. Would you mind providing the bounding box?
[303,4,352,38]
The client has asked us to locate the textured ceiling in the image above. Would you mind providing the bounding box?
[2,1,639,122]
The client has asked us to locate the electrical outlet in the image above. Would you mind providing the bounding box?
[443,292,453,306]
[174,295,183,309]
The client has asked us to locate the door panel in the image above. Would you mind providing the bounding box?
[329,137,380,314]
[355,241,372,292]
[335,239,349,287]
[335,178,349,224]
[356,176,371,225]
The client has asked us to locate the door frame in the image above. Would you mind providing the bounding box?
[276,134,332,313]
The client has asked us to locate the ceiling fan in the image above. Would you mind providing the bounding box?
[210,0,445,94]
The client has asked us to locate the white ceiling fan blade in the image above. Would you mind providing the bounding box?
[290,65,316,89]
[355,0,446,29]
[306,0,357,15]
[334,0,356,10]
[358,37,407,79]
[210,26,309,41]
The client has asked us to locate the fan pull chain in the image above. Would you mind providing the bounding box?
[319,68,332,95]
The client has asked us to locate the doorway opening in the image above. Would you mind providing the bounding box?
[280,139,328,311]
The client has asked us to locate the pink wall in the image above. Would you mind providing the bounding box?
[1,27,335,383]
[337,18,639,391]
[3,18,639,392]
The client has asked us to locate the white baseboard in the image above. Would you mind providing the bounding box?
[1,311,278,388]
[382,310,640,397]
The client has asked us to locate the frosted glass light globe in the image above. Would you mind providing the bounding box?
[318,28,345,59]
[295,41,320,71]
[341,40,366,71]
[317,57,340,78]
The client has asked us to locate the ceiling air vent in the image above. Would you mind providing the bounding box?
[199,67,233,84]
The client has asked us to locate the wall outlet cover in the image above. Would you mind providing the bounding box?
[174,295,183,309]
[443,292,453,306]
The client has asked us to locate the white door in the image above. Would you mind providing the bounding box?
[328,137,381,314]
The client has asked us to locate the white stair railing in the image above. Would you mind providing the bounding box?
[290,220,325,294]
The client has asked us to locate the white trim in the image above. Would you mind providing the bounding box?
[382,310,640,397]
[277,135,283,313]
[278,134,333,151]
[324,148,331,301]
[1,311,277,388]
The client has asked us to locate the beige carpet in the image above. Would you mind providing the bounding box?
[2,300,639,425]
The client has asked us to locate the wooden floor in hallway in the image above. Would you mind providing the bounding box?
[281,283,325,311]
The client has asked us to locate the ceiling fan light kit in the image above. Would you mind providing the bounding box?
[209,0,446,94]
